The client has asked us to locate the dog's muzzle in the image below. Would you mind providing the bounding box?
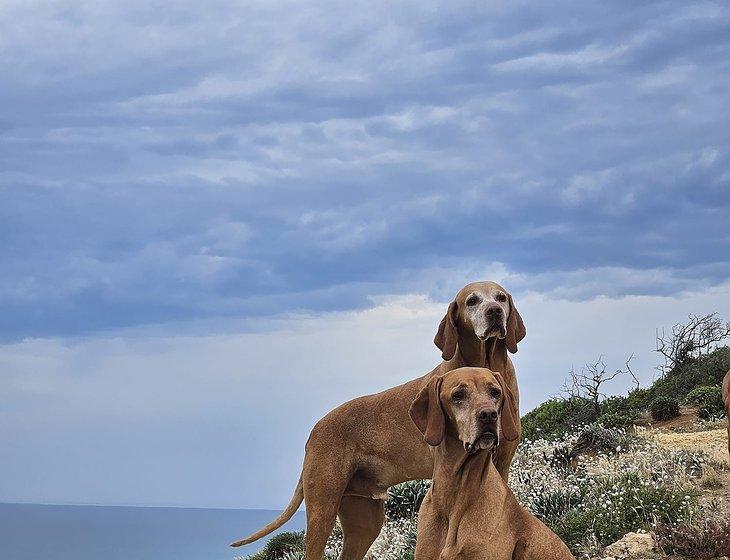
[478,323,506,341]
[464,428,499,454]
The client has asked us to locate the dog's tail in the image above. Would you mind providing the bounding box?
[230,475,304,547]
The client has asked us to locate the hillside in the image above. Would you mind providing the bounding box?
[521,346,730,442]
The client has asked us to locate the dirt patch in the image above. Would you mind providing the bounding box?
[635,406,700,431]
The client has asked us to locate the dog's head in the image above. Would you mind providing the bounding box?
[409,367,519,453]
[434,281,525,360]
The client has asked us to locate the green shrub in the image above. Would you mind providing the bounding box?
[521,394,645,441]
[595,411,636,430]
[521,397,595,440]
[648,347,730,402]
[684,385,724,419]
[598,394,644,427]
[394,525,418,560]
[550,508,595,552]
[385,479,430,520]
[247,531,305,560]
[650,396,680,421]
[654,519,730,559]
[599,396,628,415]
[529,487,582,523]
[549,472,696,553]
[624,387,652,412]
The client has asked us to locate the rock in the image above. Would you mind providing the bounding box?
[601,532,657,559]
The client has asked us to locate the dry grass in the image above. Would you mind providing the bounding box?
[647,424,730,532]
[699,465,724,490]
[654,519,730,559]
[649,427,729,466]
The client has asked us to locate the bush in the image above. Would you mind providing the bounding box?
[599,396,628,415]
[624,387,652,412]
[521,380,660,442]
[648,347,730,402]
[385,479,430,520]
[650,396,680,421]
[247,531,305,560]
[529,486,582,523]
[521,397,595,440]
[569,425,626,458]
[595,411,636,430]
[654,519,730,559]
[684,385,724,419]
[550,472,696,553]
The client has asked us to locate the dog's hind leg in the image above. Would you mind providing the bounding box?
[302,454,352,560]
[338,496,385,560]
[303,495,341,560]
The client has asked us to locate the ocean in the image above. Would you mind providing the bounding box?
[0,503,305,560]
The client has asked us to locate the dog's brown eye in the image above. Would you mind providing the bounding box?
[452,389,466,402]
[490,388,501,399]
[466,295,479,306]
[496,293,507,302]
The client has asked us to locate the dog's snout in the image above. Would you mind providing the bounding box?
[477,407,498,423]
[485,305,503,317]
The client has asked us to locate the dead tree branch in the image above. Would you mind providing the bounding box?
[563,355,624,418]
[656,313,730,374]
[624,353,639,391]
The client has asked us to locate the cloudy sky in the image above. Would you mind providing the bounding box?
[1,0,729,509]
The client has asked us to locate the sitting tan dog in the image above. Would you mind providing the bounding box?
[410,367,574,560]
[232,282,526,560]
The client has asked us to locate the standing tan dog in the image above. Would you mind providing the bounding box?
[231,281,526,560]
[722,371,730,454]
[411,367,574,560]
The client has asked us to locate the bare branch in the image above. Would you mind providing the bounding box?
[623,353,639,391]
[656,313,730,374]
[562,354,635,418]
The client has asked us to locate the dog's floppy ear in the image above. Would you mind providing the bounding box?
[505,293,526,354]
[494,372,519,442]
[434,301,458,361]
[409,376,445,446]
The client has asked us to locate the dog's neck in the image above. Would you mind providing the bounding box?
[430,436,508,535]
[456,335,509,372]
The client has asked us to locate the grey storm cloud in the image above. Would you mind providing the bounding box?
[1,0,729,339]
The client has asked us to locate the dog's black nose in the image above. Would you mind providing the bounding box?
[485,305,503,317]
[477,408,498,422]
